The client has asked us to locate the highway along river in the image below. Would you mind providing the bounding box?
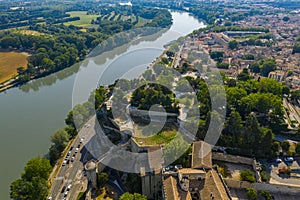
[0,11,205,199]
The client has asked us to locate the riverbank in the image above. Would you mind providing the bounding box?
[0,11,205,200]
[0,51,28,84]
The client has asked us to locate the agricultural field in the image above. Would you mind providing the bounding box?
[64,11,99,26]
[97,12,147,27]
[0,52,28,83]
[64,10,150,28]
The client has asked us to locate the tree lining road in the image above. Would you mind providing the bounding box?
[49,116,97,200]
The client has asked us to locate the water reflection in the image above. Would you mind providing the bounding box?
[0,12,205,200]
[18,28,168,93]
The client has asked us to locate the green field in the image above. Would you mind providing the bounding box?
[134,129,178,146]
[64,11,99,26]
[0,52,28,83]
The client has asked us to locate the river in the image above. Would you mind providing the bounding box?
[0,11,205,199]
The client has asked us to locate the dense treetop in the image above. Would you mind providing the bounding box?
[0,1,172,83]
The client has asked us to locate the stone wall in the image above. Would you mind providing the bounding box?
[212,152,254,165]
[225,179,300,194]
[130,138,158,153]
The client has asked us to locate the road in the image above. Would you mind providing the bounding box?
[270,164,300,187]
[48,116,97,200]
[171,44,183,68]
[283,98,300,127]
[274,135,299,144]
[48,114,128,200]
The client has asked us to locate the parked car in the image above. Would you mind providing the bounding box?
[61,186,66,193]
[75,148,79,153]
[283,157,294,162]
[275,158,282,163]
[67,184,72,191]
[62,160,67,166]
[64,191,68,197]
[71,156,75,162]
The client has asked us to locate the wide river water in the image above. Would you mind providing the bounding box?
[0,11,205,199]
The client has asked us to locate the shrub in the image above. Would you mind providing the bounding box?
[246,188,257,200]
[240,169,256,183]
[260,190,272,200]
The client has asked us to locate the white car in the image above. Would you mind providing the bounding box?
[71,156,75,162]
[275,158,282,163]
[62,160,67,166]
[283,157,294,162]
[67,184,72,191]
[75,148,79,153]
[64,191,68,197]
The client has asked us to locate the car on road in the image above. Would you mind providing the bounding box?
[67,184,72,191]
[64,191,68,197]
[283,157,294,162]
[62,160,67,166]
[61,186,66,193]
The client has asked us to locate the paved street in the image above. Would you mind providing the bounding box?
[269,158,300,187]
[274,135,299,144]
[49,116,97,200]
[283,98,300,129]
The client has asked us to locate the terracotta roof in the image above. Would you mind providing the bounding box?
[179,190,192,200]
[200,170,230,200]
[163,176,193,200]
[192,141,212,169]
[179,168,206,174]
[163,176,180,200]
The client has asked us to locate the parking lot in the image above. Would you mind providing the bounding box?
[267,156,300,187]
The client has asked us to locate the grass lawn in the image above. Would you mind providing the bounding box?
[64,11,99,26]
[134,128,178,146]
[0,52,28,83]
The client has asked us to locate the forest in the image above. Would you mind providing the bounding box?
[0,1,172,83]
